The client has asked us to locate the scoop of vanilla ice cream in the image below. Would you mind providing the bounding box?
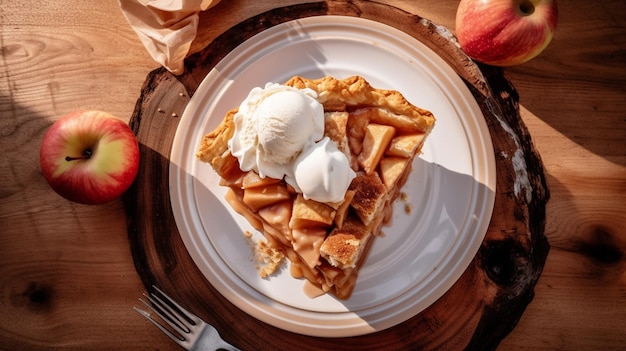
[256,90,323,165]
[229,83,324,180]
[229,82,355,203]
[294,137,356,203]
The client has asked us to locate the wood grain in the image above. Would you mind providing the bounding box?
[124,2,549,350]
[1,1,624,350]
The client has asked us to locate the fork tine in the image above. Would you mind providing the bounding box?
[151,285,201,324]
[139,295,192,338]
[133,305,186,348]
[144,292,191,334]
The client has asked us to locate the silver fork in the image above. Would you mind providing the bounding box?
[135,286,241,351]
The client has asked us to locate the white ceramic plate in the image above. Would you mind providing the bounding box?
[170,16,495,337]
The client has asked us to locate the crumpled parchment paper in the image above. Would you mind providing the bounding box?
[119,0,221,75]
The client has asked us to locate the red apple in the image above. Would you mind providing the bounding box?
[40,110,140,204]
[455,0,558,66]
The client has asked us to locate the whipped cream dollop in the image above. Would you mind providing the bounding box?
[294,137,356,203]
[228,83,355,203]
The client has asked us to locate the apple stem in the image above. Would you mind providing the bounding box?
[65,149,93,162]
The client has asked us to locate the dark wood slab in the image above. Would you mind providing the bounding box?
[123,1,549,350]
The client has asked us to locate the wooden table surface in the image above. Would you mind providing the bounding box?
[1,1,624,350]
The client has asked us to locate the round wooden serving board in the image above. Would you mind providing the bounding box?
[123,1,550,350]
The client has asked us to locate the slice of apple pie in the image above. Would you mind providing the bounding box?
[197,75,435,299]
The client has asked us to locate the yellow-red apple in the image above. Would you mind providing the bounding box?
[40,110,140,204]
[455,0,558,66]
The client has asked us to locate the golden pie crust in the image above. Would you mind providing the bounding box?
[197,75,435,299]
